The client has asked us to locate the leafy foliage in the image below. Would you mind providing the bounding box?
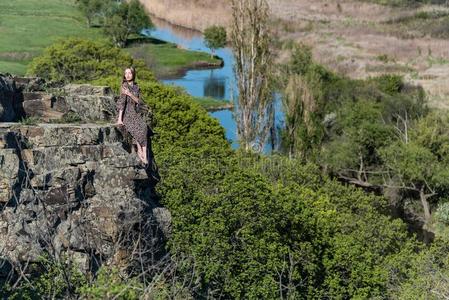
[78,266,142,299]
[156,144,423,298]
[278,41,449,227]
[394,239,449,299]
[203,25,227,56]
[27,38,155,83]
[17,31,449,300]
[75,0,109,27]
[75,0,153,47]
[1,253,87,299]
[378,112,449,223]
[103,0,154,47]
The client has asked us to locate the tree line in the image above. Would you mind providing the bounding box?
[75,0,153,47]
[226,0,449,239]
[3,0,449,298]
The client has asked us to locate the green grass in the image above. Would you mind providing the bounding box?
[0,0,227,110]
[0,0,221,79]
[0,0,106,75]
[125,36,223,78]
[191,96,233,111]
[0,60,30,75]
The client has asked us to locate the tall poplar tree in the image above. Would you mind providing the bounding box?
[230,0,274,152]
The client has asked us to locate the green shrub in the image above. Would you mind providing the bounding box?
[27,38,155,83]
[371,73,404,94]
[1,253,87,299]
[394,239,449,299]
[435,202,449,225]
[19,116,41,125]
[78,266,142,299]
[157,145,422,298]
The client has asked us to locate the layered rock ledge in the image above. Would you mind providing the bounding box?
[0,74,168,275]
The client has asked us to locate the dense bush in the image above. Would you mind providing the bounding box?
[17,37,449,299]
[156,151,422,298]
[278,42,449,231]
[394,239,449,299]
[27,38,155,83]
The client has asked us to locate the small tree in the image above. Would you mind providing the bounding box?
[75,0,108,27]
[203,25,227,58]
[379,112,449,226]
[280,43,324,159]
[104,0,154,48]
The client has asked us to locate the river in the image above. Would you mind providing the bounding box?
[142,16,437,245]
[142,16,284,153]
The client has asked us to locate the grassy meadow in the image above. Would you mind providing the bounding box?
[0,0,226,110]
[125,36,223,79]
[0,0,222,78]
[0,0,105,75]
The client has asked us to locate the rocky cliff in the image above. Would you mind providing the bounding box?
[0,74,168,277]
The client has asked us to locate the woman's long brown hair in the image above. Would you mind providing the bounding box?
[122,67,137,85]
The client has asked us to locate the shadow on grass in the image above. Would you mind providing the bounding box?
[126,35,168,47]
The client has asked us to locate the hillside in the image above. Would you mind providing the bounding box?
[139,0,449,108]
[0,0,221,80]
[2,1,449,297]
[0,0,104,75]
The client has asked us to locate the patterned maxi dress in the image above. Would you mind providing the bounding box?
[116,82,148,146]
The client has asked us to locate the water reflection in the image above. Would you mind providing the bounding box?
[149,15,203,43]
[143,15,284,153]
[204,70,226,99]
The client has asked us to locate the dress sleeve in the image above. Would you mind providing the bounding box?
[116,84,127,112]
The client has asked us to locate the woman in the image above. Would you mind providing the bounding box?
[116,67,148,165]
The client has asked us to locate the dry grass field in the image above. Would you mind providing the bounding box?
[139,0,449,108]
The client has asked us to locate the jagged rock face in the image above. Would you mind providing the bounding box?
[0,123,166,267]
[0,75,169,275]
[0,74,116,123]
[62,84,116,122]
[0,75,18,122]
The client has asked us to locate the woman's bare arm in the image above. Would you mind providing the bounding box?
[116,85,127,124]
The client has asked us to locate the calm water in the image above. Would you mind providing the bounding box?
[142,17,284,153]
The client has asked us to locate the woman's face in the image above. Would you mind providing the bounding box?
[124,68,134,81]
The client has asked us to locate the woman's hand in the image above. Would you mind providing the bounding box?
[121,87,132,97]
[116,119,124,126]
[122,87,139,104]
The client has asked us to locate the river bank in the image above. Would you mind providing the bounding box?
[139,0,449,109]
[0,0,229,111]
[125,35,223,80]
[0,0,222,78]
[146,15,284,152]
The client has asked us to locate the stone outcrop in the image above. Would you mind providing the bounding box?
[0,74,116,123]
[0,75,18,122]
[0,75,168,276]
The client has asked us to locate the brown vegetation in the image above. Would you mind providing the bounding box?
[139,0,231,32]
[140,0,449,108]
